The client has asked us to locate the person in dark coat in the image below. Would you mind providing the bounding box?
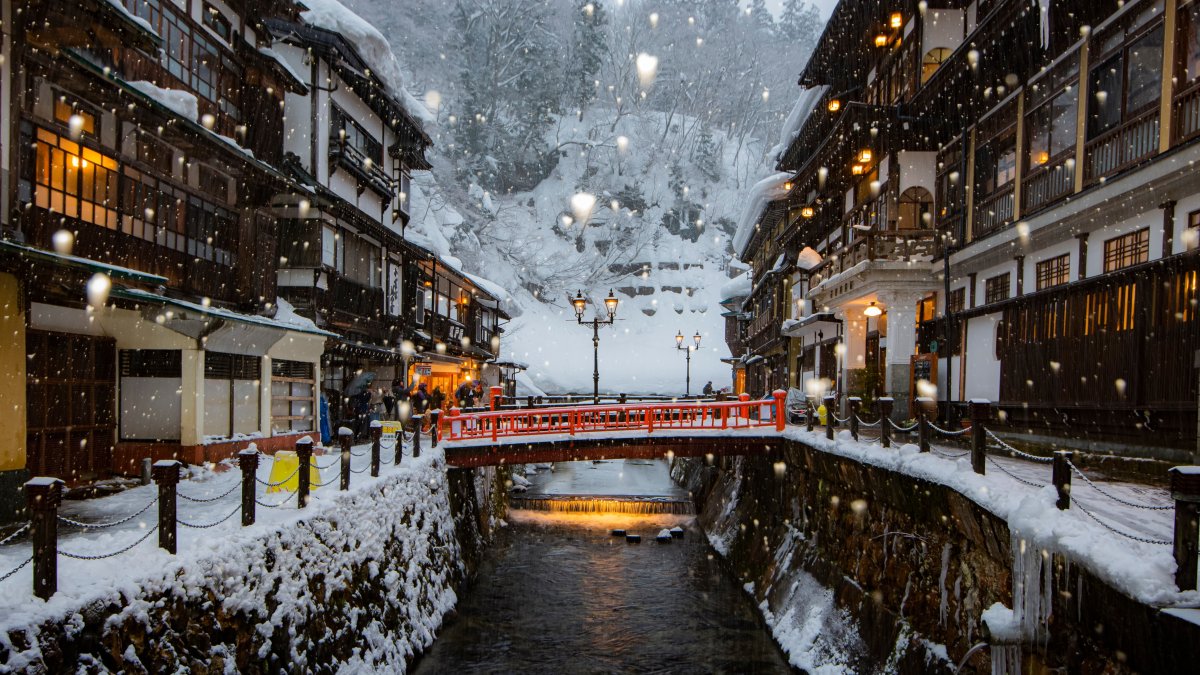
[411,382,430,414]
[455,380,474,409]
[702,381,714,396]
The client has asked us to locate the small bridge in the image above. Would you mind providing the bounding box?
[438,392,788,468]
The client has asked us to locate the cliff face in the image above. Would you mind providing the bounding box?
[675,443,1198,674]
[1,463,502,674]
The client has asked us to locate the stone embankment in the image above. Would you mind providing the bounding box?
[676,440,1200,674]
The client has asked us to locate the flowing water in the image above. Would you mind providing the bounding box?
[413,460,793,674]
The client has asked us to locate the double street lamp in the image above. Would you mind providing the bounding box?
[675,330,702,396]
[572,289,619,404]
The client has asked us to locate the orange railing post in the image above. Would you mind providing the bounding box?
[491,410,499,442]
[738,393,750,426]
[647,406,654,434]
[773,390,787,432]
[490,385,502,411]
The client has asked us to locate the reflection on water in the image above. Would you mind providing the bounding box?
[414,510,793,675]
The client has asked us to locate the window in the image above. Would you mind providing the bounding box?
[978,134,1017,193]
[198,165,231,204]
[271,360,315,433]
[1181,1,1200,84]
[341,234,380,288]
[202,3,232,42]
[985,272,1011,304]
[134,133,175,175]
[1190,209,1200,229]
[33,127,119,230]
[1103,228,1150,272]
[1026,87,1078,169]
[1036,254,1071,290]
[124,0,233,116]
[322,225,337,268]
[330,106,383,164]
[947,287,966,314]
[120,167,236,265]
[897,187,933,230]
[921,47,952,85]
[53,98,98,137]
[1087,4,1165,139]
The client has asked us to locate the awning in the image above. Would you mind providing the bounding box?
[0,239,168,284]
[781,311,842,338]
[111,288,339,354]
[327,338,404,362]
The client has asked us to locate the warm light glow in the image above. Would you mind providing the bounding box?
[693,331,702,347]
[783,181,793,191]
[874,33,888,48]
[676,330,684,346]
[858,149,873,163]
[827,99,842,113]
[604,289,619,317]
[1036,150,1050,165]
[864,301,883,317]
[851,164,865,175]
[572,290,587,318]
[890,12,903,28]
[801,206,816,219]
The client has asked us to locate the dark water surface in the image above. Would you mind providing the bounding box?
[413,510,793,674]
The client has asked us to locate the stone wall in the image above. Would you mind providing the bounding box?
[676,441,1200,674]
[1,464,501,673]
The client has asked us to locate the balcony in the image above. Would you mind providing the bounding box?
[1021,154,1075,215]
[1084,109,1159,184]
[973,184,1015,239]
[1174,79,1200,143]
[329,140,394,200]
[808,229,939,288]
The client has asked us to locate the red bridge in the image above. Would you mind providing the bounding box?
[438,391,788,468]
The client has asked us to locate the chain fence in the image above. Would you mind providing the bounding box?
[59,525,159,560]
[178,481,240,503]
[0,556,32,584]
[179,504,242,529]
[1066,460,1173,510]
[1072,499,1171,546]
[57,496,158,530]
[0,523,30,546]
[985,429,1054,463]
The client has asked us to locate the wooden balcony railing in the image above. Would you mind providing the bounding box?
[329,140,394,200]
[1173,79,1200,144]
[1084,109,1159,183]
[1021,155,1075,215]
[973,184,1015,239]
[808,229,939,287]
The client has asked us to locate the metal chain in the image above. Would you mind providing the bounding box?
[831,413,851,424]
[255,466,300,487]
[177,481,240,503]
[312,475,341,487]
[986,456,1047,488]
[379,439,398,451]
[933,447,970,460]
[856,416,881,428]
[349,448,368,457]
[985,429,1054,463]
[928,422,969,437]
[178,504,241,529]
[59,525,159,560]
[0,556,32,584]
[893,421,919,432]
[314,458,340,470]
[1066,460,1173,510]
[0,523,30,546]
[1073,499,1171,546]
[57,496,158,530]
[255,490,297,508]
[349,465,370,474]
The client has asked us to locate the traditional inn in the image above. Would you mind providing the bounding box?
[0,0,505,522]
[733,0,1200,458]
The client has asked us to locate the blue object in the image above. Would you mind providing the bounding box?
[319,393,332,445]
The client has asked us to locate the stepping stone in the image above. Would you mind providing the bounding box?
[611,529,626,537]
[670,526,685,539]
[625,534,641,544]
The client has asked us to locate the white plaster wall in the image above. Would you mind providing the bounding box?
[896,151,937,195]
[204,380,231,437]
[1024,238,1078,290]
[1084,208,1162,273]
[121,377,182,440]
[1173,193,1200,255]
[923,9,966,56]
[973,258,1019,306]
[963,313,1002,401]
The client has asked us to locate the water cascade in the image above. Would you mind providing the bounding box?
[510,495,694,515]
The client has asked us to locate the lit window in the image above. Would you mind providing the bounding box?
[33,127,118,230]
[1103,228,1150,272]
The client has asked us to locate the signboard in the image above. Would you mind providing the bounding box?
[415,364,432,377]
[909,353,938,402]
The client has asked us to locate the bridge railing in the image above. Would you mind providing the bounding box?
[441,391,787,443]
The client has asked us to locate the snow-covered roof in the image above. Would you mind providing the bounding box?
[771,85,829,163]
[112,288,338,338]
[719,271,752,302]
[464,272,511,305]
[298,0,436,126]
[732,172,794,258]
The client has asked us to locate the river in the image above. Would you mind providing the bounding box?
[412,460,794,674]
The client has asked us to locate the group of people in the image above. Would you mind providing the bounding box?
[318,379,490,443]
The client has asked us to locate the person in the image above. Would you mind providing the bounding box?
[455,380,474,409]
[702,381,714,397]
[382,386,396,419]
[319,389,332,445]
[411,382,430,414]
[431,387,446,412]
[473,380,486,408]
[353,388,371,439]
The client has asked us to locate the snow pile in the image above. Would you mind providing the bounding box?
[0,446,479,671]
[273,296,321,332]
[771,85,829,162]
[105,0,158,37]
[299,0,436,125]
[128,81,198,122]
[796,246,823,271]
[732,172,794,258]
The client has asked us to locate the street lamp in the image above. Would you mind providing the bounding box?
[675,330,702,396]
[572,289,619,403]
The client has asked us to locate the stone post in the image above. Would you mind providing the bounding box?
[431,410,441,447]
[969,399,990,475]
[1170,466,1200,591]
[25,477,63,600]
[848,397,862,441]
[296,436,313,508]
[412,415,423,459]
[824,394,836,441]
[916,397,933,453]
[238,449,258,526]
[339,427,352,491]
[370,420,382,477]
[1052,451,1073,510]
[879,397,894,448]
[152,460,181,554]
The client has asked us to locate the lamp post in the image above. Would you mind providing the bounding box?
[675,330,702,396]
[572,289,619,404]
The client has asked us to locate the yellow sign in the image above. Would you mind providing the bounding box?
[265,450,321,493]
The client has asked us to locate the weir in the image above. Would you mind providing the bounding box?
[510,494,694,515]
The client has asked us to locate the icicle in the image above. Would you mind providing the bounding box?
[1038,0,1052,47]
